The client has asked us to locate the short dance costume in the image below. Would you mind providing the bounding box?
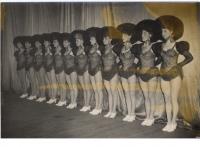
[63,50,76,75]
[160,41,191,81]
[102,46,118,81]
[88,45,102,76]
[24,48,36,71]
[119,45,137,79]
[54,53,64,74]
[34,50,44,71]
[75,48,88,76]
[14,50,26,70]
[132,43,161,82]
[44,51,54,72]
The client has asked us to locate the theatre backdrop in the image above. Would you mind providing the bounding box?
[1,2,200,126]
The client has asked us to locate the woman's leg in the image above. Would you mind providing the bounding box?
[78,75,87,110]
[121,77,131,117]
[110,74,119,117]
[90,75,98,110]
[128,75,137,117]
[146,77,158,126]
[70,72,78,105]
[104,80,113,117]
[66,74,72,103]
[83,71,92,108]
[27,68,38,99]
[18,69,28,97]
[169,76,181,131]
[139,78,150,125]
[94,71,103,110]
[50,70,57,99]
[161,79,172,131]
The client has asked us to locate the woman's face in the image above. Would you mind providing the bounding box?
[25,41,32,49]
[142,30,152,42]
[44,40,50,48]
[122,33,131,43]
[63,40,70,48]
[53,39,59,48]
[17,42,23,49]
[76,38,83,47]
[35,41,42,48]
[103,36,111,45]
[90,36,97,45]
[162,28,173,40]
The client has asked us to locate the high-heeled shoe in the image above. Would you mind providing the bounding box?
[83,106,91,112]
[20,93,28,99]
[36,97,46,102]
[66,103,73,109]
[122,115,130,121]
[127,115,136,122]
[70,103,77,109]
[92,109,102,115]
[27,95,37,100]
[46,98,57,104]
[56,101,66,106]
[104,112,111,118]
[166,123,177,132]
[141,119,148,126]
[89,109,98,115]
[162,123,171,132]
[145,119,154,126]
[109,112,117,119]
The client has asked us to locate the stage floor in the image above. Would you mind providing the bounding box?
[1,91,197,138]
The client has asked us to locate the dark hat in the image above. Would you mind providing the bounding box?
[13,36,25,47]
[42,33,52,42]
[136,19,162,42]
[32,34,43,44]
[101,26,122,45]
[156,15,184,40]
[86,27,102,45]
[117,23,136,35]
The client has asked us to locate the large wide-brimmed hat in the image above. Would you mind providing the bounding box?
[156,15,184,40]
[136,19,162,42]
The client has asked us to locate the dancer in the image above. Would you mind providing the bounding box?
[62,33,78,109]
[156,15,193,132]
[86,27,104,115]
[13,36,28,98]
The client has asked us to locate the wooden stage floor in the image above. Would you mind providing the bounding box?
[1,92,197,138]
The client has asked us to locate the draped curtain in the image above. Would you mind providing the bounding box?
[1,2,200,124]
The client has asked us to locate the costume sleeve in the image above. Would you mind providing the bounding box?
[152,43,162,66]
[176,41,193,67]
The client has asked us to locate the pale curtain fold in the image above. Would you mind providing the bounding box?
[1,3,200,123]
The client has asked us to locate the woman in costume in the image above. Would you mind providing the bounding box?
[156,15,193,132]
[86,27,104,115]
[133,19,162,126]
[72,30,92,111]
[13,36,28,98]
[62,33,78,109]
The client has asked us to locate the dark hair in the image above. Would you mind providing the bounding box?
[101,26,122,45]
[32,34,43,44]
[86,27,103,45]
[136,19,162,42]
[51,32,63,45]
[71,30,90,47]
[13,36,25,48]
[156,15,184,40]
[117,23,138,43]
